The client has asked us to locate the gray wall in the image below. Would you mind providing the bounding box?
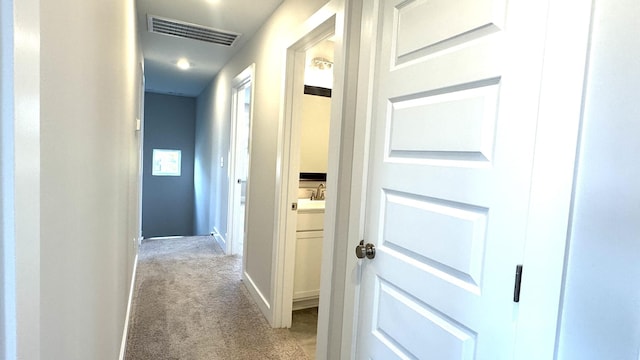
[194,82,215,236]
[143,92,196,238]
[558,0,640,358]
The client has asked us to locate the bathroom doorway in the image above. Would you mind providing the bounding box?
[292,38,334,306]
[272,15,338,357]
[289,40,334,357]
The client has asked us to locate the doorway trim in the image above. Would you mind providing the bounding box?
[270,2,367,357]
[271,5,347,334]
[227,64,255,257]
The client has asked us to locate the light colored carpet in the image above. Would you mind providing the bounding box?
[124,236,309,359]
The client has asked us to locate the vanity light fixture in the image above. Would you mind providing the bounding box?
[177,58,191,70]
[311,57,333,70]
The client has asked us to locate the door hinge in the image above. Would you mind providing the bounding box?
[513,264,523,303]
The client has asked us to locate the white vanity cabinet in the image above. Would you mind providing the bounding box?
[293,201,325,309]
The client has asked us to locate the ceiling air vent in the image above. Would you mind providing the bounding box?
[147,15,241,47]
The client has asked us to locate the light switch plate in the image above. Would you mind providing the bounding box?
[220,156,224,167]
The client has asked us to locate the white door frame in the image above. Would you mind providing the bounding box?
[136,61,145,244]
[1,0,42,357]
[271,2,367,359]
[227,64,255,256]
[326,0,595,358]
[272,15,337,328]
[512,1,593,357]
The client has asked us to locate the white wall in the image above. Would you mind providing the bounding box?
[0,2,6,353]
[300,94,331,173]
[38,0,142,358]
[194,0,328,309]
[304,39,334,89]
[194,82,214,236]
[558,1,640,358]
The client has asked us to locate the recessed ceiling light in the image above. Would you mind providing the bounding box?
[177,58,191,70]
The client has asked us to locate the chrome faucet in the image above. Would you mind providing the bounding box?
[311,183,325,200]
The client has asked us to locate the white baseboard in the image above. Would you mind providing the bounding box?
[213,227,226,253]
[294,289,320,300]
[292,297,319,311]
[145,236,184,240]
[119,253,138,360]
[242,271,273,325]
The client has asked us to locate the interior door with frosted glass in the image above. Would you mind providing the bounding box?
[355,0,550,358]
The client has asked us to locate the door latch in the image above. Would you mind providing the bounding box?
[513,265,523,302]
[355,240,376,260]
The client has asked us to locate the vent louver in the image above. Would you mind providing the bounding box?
[147,15,241,47]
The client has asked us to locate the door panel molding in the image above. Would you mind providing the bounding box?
[334,0,594,359]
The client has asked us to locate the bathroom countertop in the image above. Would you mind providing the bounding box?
[297,199,325,213]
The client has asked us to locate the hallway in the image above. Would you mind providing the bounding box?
[124,236,316,359]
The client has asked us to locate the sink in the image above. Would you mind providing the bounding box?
[297,199,325,231]
[297,199,326,211]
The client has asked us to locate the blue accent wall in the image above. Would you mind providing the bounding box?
[142,92,196,238]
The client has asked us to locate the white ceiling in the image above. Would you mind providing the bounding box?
[136,0,284,97]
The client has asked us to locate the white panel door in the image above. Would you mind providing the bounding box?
[356,0,550,358]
